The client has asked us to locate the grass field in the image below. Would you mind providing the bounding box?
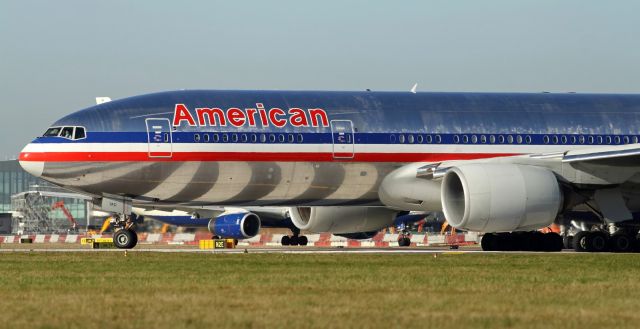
[0,251,639,329]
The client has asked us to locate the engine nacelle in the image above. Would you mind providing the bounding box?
[441,164,563,232]
[207,212,261,239]
[288,207,397,234]
[379,163,442,211]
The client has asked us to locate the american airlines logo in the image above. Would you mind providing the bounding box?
[172,103,330,128]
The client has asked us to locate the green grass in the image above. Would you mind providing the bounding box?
[0,252,639,329]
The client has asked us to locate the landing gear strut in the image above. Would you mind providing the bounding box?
[111,215,138,249]
[281,228,308,246]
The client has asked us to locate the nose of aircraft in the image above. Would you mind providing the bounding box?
[19,142,44,177]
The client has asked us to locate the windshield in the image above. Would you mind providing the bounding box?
[43,127,62,137]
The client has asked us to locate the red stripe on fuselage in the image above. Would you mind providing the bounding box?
[19,152,519,162]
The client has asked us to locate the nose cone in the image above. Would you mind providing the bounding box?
[19,143,44,177]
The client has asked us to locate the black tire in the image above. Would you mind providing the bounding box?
[398,236,411,247]
[289,235,299,246]
[481,233,497,251]
[540,233,562,252]
[298,236,308,246]
[573,231,589,252]
[562,236,573,249]
[281,235,290,246]
[114,229,137,249]
[609,233,633,253]
[585,231,608,252]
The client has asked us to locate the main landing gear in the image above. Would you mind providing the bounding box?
[112,215,138,249]
[281,228,308,246]
[481,232,563,252]
[570,230,638,253]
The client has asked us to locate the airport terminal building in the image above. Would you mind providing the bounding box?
[0,160,88,233]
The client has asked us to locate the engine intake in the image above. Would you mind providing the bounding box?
[208,212,261,239]
[441,164,562,232]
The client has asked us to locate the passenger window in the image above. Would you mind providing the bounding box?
[222,134,229,142]
[241,134,248,142]
[588,136,594,144]
[278,134,285,143]
[297,134,304,143]
[571,136,577,144]
[231,134,238,142]
[390,135,396,143]
[597,136,603,144]
[399,135,405,143]
[561,136,567,144]
[60,127,74,139]
[194,134,201,142]
[425,135,432,143]
[462,135,469,144]
[606,136,612,144]
[498,135,505,144]
[408,135,414,144]
[552,136,559,144]
[74,127,86,140]
[489,135,496,144]
[416,135,423,143]
[269,134,276,143]
[213,134,220,143]
[543,135,550,144]
[434,135,441,143]
[260,134,267,143]
[516,135,523,144]
[507,135,514,144]
[164,133,169,143]
[453,135,460,144]
[251,134,258,143]
[288,134,294,143]
[480,135,487,144]
[623,136,630,144]
[525,135,532,144]
[633,136,639,144]
[579,135,585,144]
[614,136,621,144]
[471,135,478,144]
[203,134,210,142]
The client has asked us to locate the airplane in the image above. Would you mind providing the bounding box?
[17,89,640,252]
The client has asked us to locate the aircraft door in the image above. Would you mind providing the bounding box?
[145,118,173,158]
[330,120,354,159]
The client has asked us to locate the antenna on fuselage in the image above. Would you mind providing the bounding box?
[410,83,418,94]
[96,97,112,105]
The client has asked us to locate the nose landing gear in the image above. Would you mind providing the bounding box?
[111,215,138,249]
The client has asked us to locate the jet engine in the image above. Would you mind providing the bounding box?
[441,163,563,232]
[288,207,397,234]
[207,212,261,239]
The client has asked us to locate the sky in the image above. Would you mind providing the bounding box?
[1,0,639,158]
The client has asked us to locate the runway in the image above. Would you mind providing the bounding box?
[0,246,595,254]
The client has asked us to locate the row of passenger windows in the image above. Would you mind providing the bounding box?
[194,133,304,143]
[393,134,640,145]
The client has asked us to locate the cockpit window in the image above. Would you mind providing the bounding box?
[60,127,74,139]
[74,127,86,139]
[42,126,87,140]
[43,127,62,137]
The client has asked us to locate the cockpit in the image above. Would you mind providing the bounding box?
[42,126,86,140]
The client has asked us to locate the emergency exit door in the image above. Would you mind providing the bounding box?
[145,118,173,158]
[331,120,354,159]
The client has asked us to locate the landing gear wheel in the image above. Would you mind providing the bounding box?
[114,229,137,249]
[281,235,291,246]
[289,235,299,246]
[398,236,411,247]
[298,236,308,246]
[610,233,633,252]
[562,236,573,250]
[540,233,563,252]
[585,231,608,252]
[573,231,589,252]
[481,233,497,251]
